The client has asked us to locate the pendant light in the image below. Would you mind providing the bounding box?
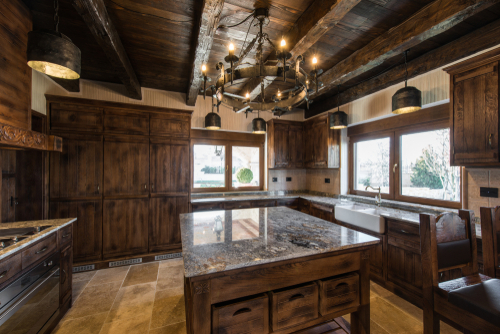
[392,50,421,114]
[252,110,266,134]
[330,85,348,129]
[205,88,221,130]
[27,0,81,79]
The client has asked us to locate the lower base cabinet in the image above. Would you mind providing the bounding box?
[103,199,149,259]
[149,196,189,252]
[60,245,73,305]
[319,273,359,315]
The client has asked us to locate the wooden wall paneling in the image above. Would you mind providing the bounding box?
[15,150,44,221]
[103,198,149,259]
[1,150,17,223]
[49,133,103,199]
[103,135,149,197]
[0,0,31,130]
[49,200,103,263]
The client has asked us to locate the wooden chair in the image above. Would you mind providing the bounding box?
[480,206,500,278]
[420,210,500,334]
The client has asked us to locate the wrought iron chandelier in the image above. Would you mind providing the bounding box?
[201,8,322,130]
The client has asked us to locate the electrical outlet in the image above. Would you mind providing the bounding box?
[272,177,278,182]
[480,187,498,198]
[286,177,292,182]
[325,178,330,183]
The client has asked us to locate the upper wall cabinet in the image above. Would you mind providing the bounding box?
[267,120,304,169]
[445,48,500,166]
[304,113,340,169]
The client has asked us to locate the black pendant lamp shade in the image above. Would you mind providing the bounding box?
[252,116,266,134]
[330,85,348,129]
[27,30,81,79]
[392,50,421,115]
[205,112,221,130]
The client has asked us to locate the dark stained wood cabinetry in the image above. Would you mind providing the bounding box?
[303,113,340,169]
[47,96,192,265]
[445,48,500,166]
[267,120,304,169]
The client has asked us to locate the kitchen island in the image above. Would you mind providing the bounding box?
[180,207,379,334]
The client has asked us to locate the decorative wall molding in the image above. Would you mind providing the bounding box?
[0,122,62,152]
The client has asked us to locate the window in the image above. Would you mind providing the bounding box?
[191,132,264,192]
[350,117,461,208]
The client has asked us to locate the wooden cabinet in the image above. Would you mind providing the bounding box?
[103,199,149,259]
[267,120,304,169]
[444,48,500,166]
[149,196,188,252]
[387,238,422,296]
[60,245,73,304]
[103,136,149,196]
[308,202,334,222]
[49,103,103,133]
[150,139,189,194]
[303,113,340,168]
[49,201,102,263]
[49,134,103,199]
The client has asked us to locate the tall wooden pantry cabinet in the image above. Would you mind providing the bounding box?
[46,95,192,265]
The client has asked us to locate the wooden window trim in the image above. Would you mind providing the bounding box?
[191,137,264,193]
[349,114,462,209]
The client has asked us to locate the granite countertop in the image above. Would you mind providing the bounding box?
[180,207,379,277]
[0,218,76,261]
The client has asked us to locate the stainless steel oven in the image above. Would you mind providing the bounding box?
[0,252,60,333]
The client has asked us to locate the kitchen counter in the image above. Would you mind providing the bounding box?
[180,207,379,277]
[0,218,76,261]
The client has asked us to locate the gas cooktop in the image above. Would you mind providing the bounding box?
[0,226,52,250]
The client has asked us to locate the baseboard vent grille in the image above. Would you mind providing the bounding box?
[109,258,142,267]
[155,252,182,261]
[73,265,95,273]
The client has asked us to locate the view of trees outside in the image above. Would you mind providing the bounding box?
[354,137,391,194]
[401,129,460,201]
[193,145,225,188]
[232,146,259,188]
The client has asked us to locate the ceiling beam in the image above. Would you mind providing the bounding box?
[48,76,80,93]
[304,18,500,119]
[310,0,497,99]
[186,0,225,106]
[238,0,360,101]
[71,0,142,100]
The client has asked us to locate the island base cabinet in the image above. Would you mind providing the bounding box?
[60,245,73,305]
[212,294,269,334]
[270,283,319,331]
[103,199,149,260]
[319,273,360,316]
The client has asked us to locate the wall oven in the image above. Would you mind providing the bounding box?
[0,252,60,333]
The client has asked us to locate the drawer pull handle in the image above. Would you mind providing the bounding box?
[400,230,409,234]
[36,247,48,254]
[62,234,70,238]
[233,308,251,316]
[289,293,305,301]
[0,270,8,279]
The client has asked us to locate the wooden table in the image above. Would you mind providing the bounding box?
[180,207,379,334]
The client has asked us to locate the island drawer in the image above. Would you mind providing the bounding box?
[212,294,269,334]
[191,202,223,212]
[270,282,319,331]
[58,224,73,248]
[224,201,252,210]
[22,233,57,270]
[319,273,359,315]
[387,220,420,243]
[0,253,22,287]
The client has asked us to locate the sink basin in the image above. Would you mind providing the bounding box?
[335,205,385,233]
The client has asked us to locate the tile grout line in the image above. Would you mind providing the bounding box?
[148,261,162,332]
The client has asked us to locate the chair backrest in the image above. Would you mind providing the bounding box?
[480,206,500,277]
[420,210,478,288]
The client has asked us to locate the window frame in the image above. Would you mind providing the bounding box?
[191,138,264,193]
[349,118,462,209]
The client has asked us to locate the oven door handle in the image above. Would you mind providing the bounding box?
[0,266,60,326]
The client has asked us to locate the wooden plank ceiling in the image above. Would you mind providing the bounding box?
[23,0,500,111]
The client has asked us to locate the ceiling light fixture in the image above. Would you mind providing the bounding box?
[201,8,321,120]
[330,85,348,129]
[252,110,266,134]
[392,50,421,114]
[205,87,221,130]
[27,0,81,79]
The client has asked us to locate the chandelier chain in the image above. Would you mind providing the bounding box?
[54,0,60,32]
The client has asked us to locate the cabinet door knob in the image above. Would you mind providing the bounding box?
[144,184,147,190]
[97,184,100,193]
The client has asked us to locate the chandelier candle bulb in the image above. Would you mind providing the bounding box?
[228,43,235,56]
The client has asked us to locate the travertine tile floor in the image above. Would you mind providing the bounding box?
[52,259,461,334]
